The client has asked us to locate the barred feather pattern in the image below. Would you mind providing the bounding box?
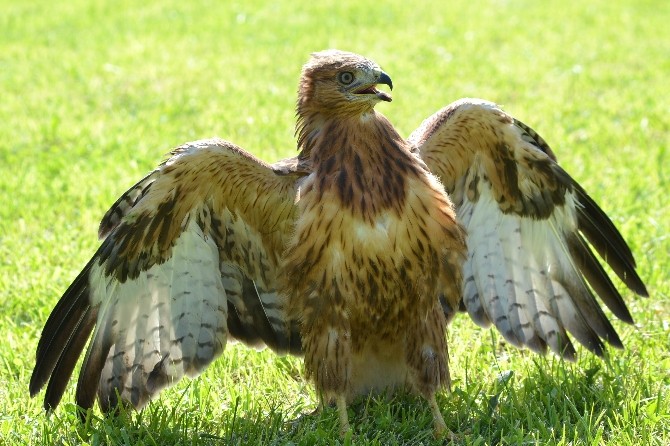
[460,186,589,358]
[30,138,304,414]
[414,98,647,358]
[85,219,228,410]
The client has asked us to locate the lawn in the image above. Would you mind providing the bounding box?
[1,0,668,444]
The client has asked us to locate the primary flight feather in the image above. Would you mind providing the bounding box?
[30,50,647,436]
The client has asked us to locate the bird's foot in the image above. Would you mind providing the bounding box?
[336,395,351,438]
[428,394,457,442]
[433,420,458,443]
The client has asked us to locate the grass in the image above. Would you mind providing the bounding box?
[1,0,668,444]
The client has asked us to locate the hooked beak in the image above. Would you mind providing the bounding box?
[374,71,393,102]
[353,70,393,102]
[377,71,393,91]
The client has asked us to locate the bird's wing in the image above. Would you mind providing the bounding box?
[30,138,305,413]
[409,98,648,359]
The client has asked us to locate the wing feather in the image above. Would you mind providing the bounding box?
[499,212,545,352]
[466,192,521,348]
[98,170,160,239]
[31,138,304,413]
[411,98,647,357]
[573,183,648,295]
[30,259,98,410]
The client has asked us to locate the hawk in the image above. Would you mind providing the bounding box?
[29,50,647,437]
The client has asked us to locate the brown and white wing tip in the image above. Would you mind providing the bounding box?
[412,98,647,358]
[98,169,161,240]
[31,138,302,414]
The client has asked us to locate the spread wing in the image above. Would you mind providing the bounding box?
[409,98,648,359]
[30,138,305,413]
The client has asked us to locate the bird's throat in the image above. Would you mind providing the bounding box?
[304,113,422,222]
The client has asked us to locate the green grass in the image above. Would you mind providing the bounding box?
[1,0,669,444]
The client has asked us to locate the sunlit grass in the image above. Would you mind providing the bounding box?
[1,0,668,444]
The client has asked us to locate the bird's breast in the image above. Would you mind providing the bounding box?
[282,153,462,336]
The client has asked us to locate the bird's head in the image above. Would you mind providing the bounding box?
[297,49,393,118]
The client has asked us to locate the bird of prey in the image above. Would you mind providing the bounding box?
[29,50,648,437]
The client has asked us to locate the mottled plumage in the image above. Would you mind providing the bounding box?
[30,140,305,412]
[281,50,466,435]
[409,98,647,358]
[30,51,647,437]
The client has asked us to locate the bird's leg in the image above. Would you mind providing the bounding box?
[406,304,454,439]
[336,394,350,437]
[427,392,451,439]
[302,308,352,437]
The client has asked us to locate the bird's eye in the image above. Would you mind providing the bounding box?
[338,71,355,85]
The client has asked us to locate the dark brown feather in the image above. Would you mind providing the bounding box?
[30,259,97,405]
[76,319,115,413]
[567,234,634,324]
[226,277,302,355]
[573,181,648,296]
[44,307,96,411]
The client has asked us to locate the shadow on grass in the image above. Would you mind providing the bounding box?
[36,354,663,445]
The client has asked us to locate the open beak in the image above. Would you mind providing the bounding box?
[374,71,393,102]
[354,71,393,102]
